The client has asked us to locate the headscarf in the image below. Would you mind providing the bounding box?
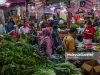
[42,29,51,36]
[14,25,19,34]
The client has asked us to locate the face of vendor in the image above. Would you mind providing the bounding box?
[86,21,92,27]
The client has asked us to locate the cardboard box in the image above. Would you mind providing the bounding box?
[81,63,92,72]
[81,60,100,75]
[94,65,100,73]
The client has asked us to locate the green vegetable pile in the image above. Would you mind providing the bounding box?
[71,24,79,28]
[77,48,94,52]
[0,34,82,75]
[54,62,82,75]
[94,28,100,39]
[0,34,53,75]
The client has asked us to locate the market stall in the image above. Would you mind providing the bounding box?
[0,0,100,75]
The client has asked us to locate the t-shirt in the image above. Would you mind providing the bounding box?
[50,20,58,27]
[83,26,95,39]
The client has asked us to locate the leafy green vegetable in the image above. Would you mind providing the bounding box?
[71,24,79,28]
[0,35,52,75]
[0,34,82,75]
[94,28,100,39]
[53,62,82,75]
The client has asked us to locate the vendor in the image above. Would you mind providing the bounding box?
[82,20,95,44]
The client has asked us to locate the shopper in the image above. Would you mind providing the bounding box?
[41,19,46,29]
[8,25,19,38]
[82,20,95,44]
[29,25,38,45]
[40,29,53,57]
[50,17,58,27]
[63,28,77,57]
[18,19,24,28]
[51,25,61,54]
[19,21,30,34]
[5,18,15,33]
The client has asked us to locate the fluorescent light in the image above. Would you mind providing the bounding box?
[0,0,6,4]
[93,7,96,11]
[5,3,10,6]
[50,7,55,10]
[63,8,66,12]
[31,6,35,10]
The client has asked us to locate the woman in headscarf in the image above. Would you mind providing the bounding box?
[40,29,53,57]
[8,25,19,38]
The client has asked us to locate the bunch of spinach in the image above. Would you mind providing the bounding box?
[0,34,53,75]
[53,62,82,75]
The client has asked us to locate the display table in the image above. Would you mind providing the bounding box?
[77,43,100,52]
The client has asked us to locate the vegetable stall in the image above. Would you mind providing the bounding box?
[0,34,82,75]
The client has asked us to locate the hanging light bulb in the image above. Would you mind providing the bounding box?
[93,7,96,11]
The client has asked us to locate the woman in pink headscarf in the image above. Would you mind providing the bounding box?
[40,29,53,57]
